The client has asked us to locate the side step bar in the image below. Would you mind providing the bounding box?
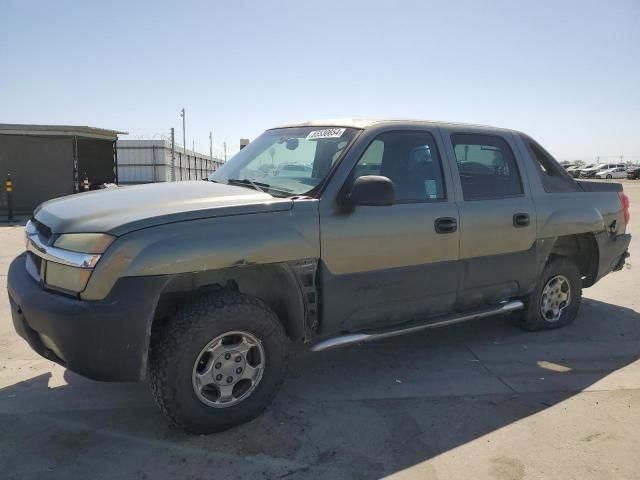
[311,300,524,352]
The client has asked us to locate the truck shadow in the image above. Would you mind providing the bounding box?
[1,298,639,479]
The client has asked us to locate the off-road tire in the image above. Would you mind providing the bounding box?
[515,257,582,331]
[148,290,288,434]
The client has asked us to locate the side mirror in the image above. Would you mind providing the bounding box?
[344,175,395,206]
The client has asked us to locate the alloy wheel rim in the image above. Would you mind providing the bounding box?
[191,330,265,408]
[540,275,571,322]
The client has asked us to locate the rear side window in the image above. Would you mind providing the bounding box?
[452,133,523,200]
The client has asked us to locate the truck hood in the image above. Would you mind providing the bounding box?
[34,181,292,236]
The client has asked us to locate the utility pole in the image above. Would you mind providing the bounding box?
[209,131,213,175]
[223,141,227,162]
[180,108,186,180]
[192,140,196,180]
[170,128,176,181]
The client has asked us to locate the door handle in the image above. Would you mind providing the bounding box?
[435,217,457,234]
[513,213,530,227]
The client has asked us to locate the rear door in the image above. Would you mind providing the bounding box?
[440,128,537,309]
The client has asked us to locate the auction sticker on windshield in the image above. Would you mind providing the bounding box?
[306,128,346,140]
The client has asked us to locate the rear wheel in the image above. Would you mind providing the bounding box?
[149,291,288,433]
[515,257,582,331]
[606,174,613,179]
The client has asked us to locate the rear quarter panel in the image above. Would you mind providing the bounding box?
[512,135,624,239]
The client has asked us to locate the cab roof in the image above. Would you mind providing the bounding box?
[271,118,517,133]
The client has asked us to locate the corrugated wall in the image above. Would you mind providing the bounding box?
[117,140,224,184]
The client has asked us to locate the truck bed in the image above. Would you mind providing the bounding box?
[577,180,623,192]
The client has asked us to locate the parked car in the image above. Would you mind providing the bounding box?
[595,166,628,179]
[579,164,604,178]
[566,165,583,178]
[581,163,625,178]
[8,119,631,433]
[627,167,640,180]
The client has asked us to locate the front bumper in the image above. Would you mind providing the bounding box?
[7,254,169,381]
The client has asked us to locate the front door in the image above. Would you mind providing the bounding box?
[319,129,460,334]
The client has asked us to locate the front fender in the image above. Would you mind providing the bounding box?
[82,204,320,300]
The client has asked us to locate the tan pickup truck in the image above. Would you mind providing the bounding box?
[8,119,631,433]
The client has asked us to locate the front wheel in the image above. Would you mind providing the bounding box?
[149,291,288,433]
[606,174,613,179]
[515,257,582,331]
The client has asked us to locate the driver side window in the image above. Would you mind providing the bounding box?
[353,131,446,202]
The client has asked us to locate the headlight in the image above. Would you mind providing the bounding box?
[54,233,115,254]
[24,229,116,294]
[46,234,113,293]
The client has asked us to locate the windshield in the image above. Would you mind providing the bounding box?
[209,127,359,197]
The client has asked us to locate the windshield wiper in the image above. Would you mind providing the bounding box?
[227,178,266,193]
[226,178,297,198]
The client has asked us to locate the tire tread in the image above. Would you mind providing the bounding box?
[148,290,287,433]
[517,256,582,331]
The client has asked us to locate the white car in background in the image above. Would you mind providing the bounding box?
[595,166,628,179]
[581,163,625,178]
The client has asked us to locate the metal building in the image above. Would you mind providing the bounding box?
[117,140,224,184]
[0,123,124,215]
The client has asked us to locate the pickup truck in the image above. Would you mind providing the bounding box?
[8,119,631,433]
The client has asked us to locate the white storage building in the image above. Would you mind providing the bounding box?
[117,140,224,184]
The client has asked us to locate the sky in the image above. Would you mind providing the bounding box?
[1,0,639,162]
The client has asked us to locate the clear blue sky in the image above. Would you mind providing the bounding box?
[1,0,639,162]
